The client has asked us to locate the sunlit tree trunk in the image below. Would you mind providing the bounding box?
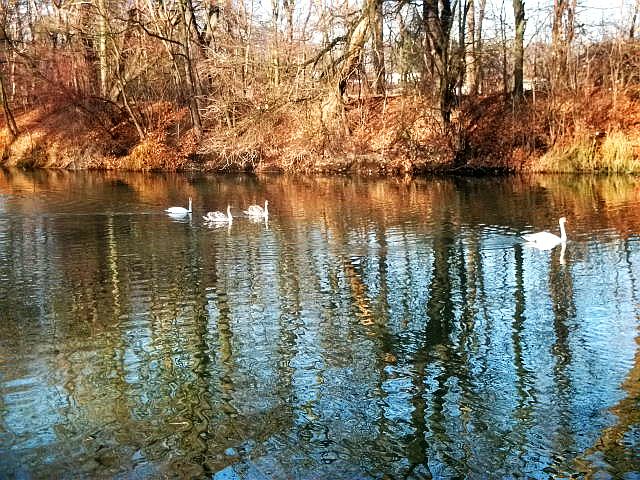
[271,0,281,87]
[97,0,109,98]
[283,0,295,55]
[0,70,19,139]
[475,0,486,93]
[513,0,525,100]
[630,0,640,38]
[464,0,476,95]
[423,0,455,128]
[457,0,468,99]
[551,0,566,85]
[499,4,509,98]
[178,0,203,137]
[370,0,385,94]
[566,0,577,89]
[321,1,371,132]
[551,0,576,89]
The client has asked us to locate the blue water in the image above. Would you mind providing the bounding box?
[0,170,638,478]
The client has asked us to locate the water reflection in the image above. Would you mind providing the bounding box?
[0,170,639,478]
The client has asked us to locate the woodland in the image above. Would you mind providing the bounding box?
[0,0,639,174]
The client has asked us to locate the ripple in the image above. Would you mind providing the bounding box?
[1,172,639,478]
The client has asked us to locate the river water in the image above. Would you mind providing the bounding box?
[0,170,638,479]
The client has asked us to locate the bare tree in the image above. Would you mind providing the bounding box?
[97,0,109,98]
[178,0,203,137]
[370,0,385,94]
[0,69,18,139]
[464,0,476,95]
[320,0,374,131]
[630,0,640,39]
[513,0,525,99]
[474,0,486,93]
[423,0,456,127]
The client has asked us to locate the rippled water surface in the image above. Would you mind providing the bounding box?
[0,170,639,479]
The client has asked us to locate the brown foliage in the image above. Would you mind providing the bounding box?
[462,85,640,171]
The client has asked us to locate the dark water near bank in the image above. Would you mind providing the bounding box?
[0,170,639,479]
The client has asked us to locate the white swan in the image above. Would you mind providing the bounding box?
[166,197,192,215]
[203,205,232,224]
[522,217,567,248]
[244,200,268,218]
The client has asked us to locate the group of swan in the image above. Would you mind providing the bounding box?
[522,217,567,249]
[203,200,268,224]
[166,198,268,225]
[167,198,566,247]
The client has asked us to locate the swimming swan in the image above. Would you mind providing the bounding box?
[203,205,233,223]
[522,217,567,247]
[166,197,192,215]
[244,200,268,218]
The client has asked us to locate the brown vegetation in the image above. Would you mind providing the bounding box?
[2,85,638,175]
[0,0,639,175]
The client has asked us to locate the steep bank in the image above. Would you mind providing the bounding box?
[1,89,639,175]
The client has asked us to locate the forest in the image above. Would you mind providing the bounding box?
[0,0,639,174]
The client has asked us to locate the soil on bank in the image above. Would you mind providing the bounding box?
[1,89,639,175]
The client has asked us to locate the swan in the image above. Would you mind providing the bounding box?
[244,200,268,218]
[166,197,192,215]
[203,205,233,224]
[522,217,567,247]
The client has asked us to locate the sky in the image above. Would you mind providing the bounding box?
[252,0,637,44]
[490,0,637,41]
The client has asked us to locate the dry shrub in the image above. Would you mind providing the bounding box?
[5,132,49,168]
[200,99,325,172]
[197,91,461,174]
[119,135,186,171]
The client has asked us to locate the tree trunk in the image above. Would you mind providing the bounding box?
[321,2,371,132]
[178,0,203,138]
[271,0,280,87]
[475,0,486,93]
[551,0,566,85]
[464,0,476,95]
[566,0,577,88]
[513,0,525,100]
[283,0,295,49]
[423,0,455,128]
[630,0,640,39]
[499,5,508,99]
[369,0,385,94]
[0,70,19,140]
[97,0,109,98]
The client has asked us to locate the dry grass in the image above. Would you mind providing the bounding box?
[1,87,639,175]
[599,131,638,173]
[533,131,597,172]
[532,130,639,173]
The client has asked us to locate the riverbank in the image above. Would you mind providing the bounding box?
[1,89,639,175]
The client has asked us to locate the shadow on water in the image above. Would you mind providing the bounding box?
[0,169,639,478]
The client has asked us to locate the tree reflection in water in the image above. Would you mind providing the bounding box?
[0,170,639,478]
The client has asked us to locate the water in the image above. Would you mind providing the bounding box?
[0,170,639,479]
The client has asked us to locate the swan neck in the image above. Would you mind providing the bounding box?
[559,220,566,241]
[264,201,268,216]
[188,198,192,212]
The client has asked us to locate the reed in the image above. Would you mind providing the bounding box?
[534,133,596,173]
[534,130,639,173]
[598,131,637,173]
